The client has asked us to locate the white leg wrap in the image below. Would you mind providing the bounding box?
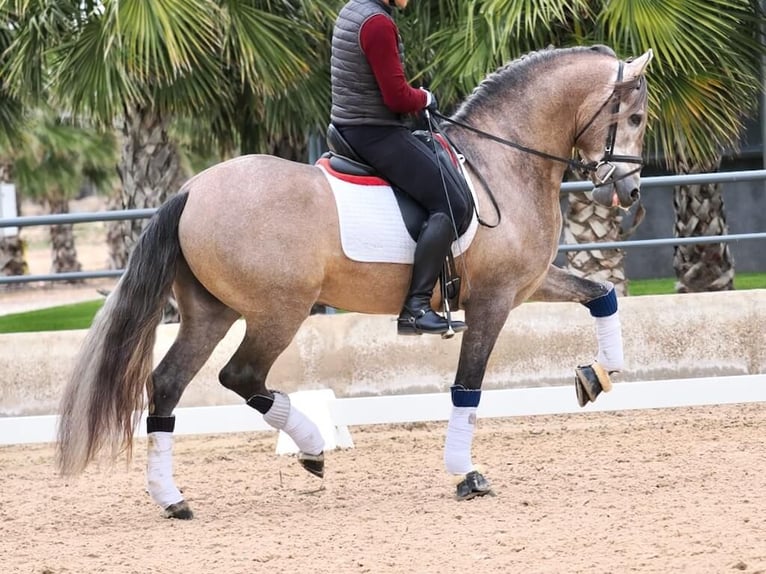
[146,432,183,508]
[444,406,477,475]
[595,311,624,372]
[264,392,324,456]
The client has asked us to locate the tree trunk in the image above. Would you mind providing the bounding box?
[47,191,82,282]
[672,157,734,292]
[563,190,629,295]
[266,135,307,163]
[0,235,27,280]
[106,106,186,323]
[0,162,28,286]
[107,105,187,270]
[105,191,126,270]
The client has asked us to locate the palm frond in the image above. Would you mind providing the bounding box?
[118,0,219,80]
[12,109,118,201]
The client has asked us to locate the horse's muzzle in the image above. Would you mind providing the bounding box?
[614,173,642,208]
[591,170,641,209]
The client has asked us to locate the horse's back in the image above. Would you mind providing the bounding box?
[177,154,340,311]
[183,154,327,205]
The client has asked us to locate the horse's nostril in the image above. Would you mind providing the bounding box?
[630,188,640,201]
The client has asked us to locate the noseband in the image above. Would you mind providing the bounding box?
[433,58,644,188]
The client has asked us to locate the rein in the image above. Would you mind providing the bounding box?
[433,59,644,190]
[433,110,596,174]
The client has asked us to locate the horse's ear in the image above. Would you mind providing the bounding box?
[625,49,653,78]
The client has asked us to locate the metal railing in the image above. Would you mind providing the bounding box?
[1,169,764,285]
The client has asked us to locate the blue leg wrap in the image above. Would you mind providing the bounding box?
[450,384,482,407]
[583,284,618,317]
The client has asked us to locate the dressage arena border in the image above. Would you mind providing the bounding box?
[2,374,765,450]
[2,290,764,447]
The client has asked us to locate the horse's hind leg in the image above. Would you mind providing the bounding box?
[219,307,325,478]
[530,264,624,405]
[146,259,239,519]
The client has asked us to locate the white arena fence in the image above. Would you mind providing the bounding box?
[1,169,765,285]
[2,374,765,451]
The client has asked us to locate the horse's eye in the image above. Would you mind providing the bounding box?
[628,113,643,126]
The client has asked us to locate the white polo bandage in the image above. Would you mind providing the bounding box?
[146,432,183,509]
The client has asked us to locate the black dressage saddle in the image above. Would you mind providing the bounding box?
[323,123,474,241]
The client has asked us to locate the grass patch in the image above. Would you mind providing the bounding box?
[0,272,764,333]
[628,277,676,296]
[629,272,766,296]
[0,299,104,334]
[733,272,766,291]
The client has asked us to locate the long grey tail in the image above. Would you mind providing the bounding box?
[57,191,189,475]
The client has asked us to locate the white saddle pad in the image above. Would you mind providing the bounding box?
[317,160,479,264]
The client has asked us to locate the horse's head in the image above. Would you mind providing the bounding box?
[576,50,653,209]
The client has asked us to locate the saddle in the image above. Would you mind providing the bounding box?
[323,123,473,308]
[324,124,474,240]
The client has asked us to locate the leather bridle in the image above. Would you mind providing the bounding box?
[572,60,644,187]
[433,59,645,188]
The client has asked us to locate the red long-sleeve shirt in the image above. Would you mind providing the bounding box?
[359,14,428,114]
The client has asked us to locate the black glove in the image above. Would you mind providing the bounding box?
[421,88,438,113]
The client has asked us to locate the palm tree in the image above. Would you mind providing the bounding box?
[671,157,734,291]
[416,0,763,294]
[3,0,338,268]
[0,4,27,281]
[0,161,27,281]
[11,109,118,278]
[412,0,596,105]
[600,0,762,293]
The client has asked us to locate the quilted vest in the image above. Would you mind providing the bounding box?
[331,0,405,126]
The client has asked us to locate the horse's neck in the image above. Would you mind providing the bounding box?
[452,58,612,210]
[468,64,607,162]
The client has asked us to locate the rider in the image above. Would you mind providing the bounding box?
[330,0,470,336]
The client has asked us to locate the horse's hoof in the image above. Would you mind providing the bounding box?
[574,362,613,407]
[163,500,194,520]
[455,470,494,501]
[298,451,325,478]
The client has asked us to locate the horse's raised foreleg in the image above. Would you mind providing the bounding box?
[447,292,515,500]
[219,310,325,479]
[146,261,239,519]
[531,264,624,405]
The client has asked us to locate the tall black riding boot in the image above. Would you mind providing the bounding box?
[397,212,468,336]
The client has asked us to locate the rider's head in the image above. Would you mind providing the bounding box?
[388,0,409,8]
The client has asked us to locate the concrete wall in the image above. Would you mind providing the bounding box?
[2,290,764,417]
